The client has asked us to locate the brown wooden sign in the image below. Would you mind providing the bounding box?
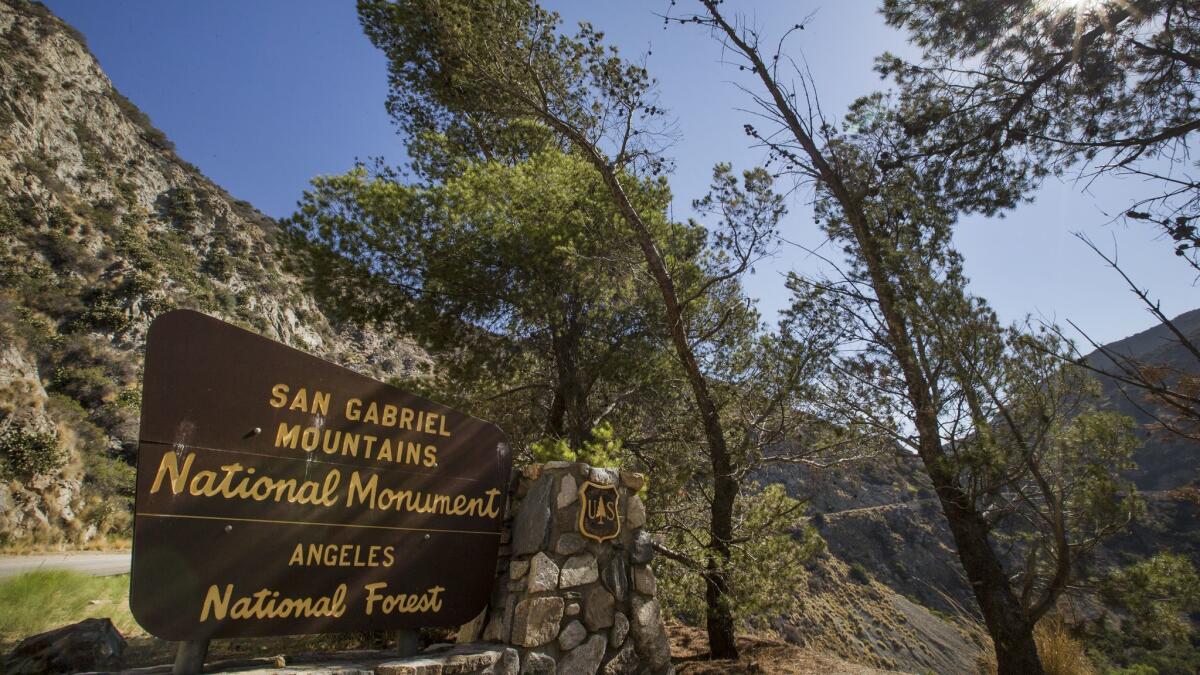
[130,310,511,641]
[577,481,620,543]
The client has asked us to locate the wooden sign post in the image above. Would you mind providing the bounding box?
[131,310,511,672]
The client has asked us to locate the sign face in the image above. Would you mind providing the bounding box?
[130,310,511,641]
[577,481,620,543]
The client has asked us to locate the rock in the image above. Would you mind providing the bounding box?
[526,552,560,594]
[559,553,599,588]
[377,644,505,674]
[625,495,646,529]
[557,473,578,508]
[510,559,530,580]
[583,585,616,631]
[558,634,607,675]
[511,596,564,648]
[610,611,629,648]
[513,475,555,555]
[602,642,638,675]
[520,650,556,674]
[4,618,126,674]
[558,619,587,651]
[619,471,645,492]
[455,608,487,644]
[555,533,586,556]
[631,530,654,564]
[483,594,517,643]
[632,564,657,596]
[589,467,619,485]
[631,595,672,672]
[566,602,581,616]
[499,648,520,675]
[544,460,573,470]
[602,555,629,601]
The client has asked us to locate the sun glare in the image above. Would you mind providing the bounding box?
[1037,0,1105,12]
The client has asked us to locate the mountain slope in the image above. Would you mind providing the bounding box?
[0,0,428,543]
[761,308,1200,669]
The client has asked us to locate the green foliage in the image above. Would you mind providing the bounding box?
[657,483,824,629]
[530,422,624,468]
[0,427,65,478]
[70,290,130,334]
[165,186,200,231]
[848,562,872,585]
[51,364,118,408]
[881,0,1200,269]
[290,148,678,455]
[83,451,135,499]
[1100,553,1200,647]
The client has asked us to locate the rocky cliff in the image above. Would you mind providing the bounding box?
[0,0,428,544]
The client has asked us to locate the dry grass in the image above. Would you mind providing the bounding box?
[976,614,1095,675]
[668,624,905,675]
[0,534,131,555]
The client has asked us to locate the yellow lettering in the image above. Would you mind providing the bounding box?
[381,404,397,427]
[200,584,232,621]
[275,422,301,449]
[289,388,308,413]
[150,450,194,495]
[312,391,330,417]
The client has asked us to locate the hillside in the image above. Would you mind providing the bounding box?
[0,0,428,544]
[758,309,1200,669]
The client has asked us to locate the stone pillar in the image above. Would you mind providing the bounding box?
[481,462,672,675]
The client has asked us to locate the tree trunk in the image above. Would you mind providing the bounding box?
[921,447,1043,674]
[697,5,1044,670]
[559,127,740,659]
[550,319,591,450]
[525,69,741,661]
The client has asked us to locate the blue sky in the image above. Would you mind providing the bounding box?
[44,0,1197,347]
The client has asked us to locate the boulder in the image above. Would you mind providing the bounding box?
[583,585,616,631]
[609,611,629,649]
[559,553,599,588]
[555,533,586,556]
[632,564,657,596]
[557,474,578,508]
[4,618,125,674]
[526,552,559,594]
[557,619,587,651]
[513,475,555,555]
[630,595,672,673]
[631,531,654,564]
[558,634,607,675]
[520,650,556,674]
[511,597,564,648]
[602,555,629,601]
[625,495,646,529]
[602,642,639,675]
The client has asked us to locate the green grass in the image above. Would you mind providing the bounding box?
[0,570,140,644]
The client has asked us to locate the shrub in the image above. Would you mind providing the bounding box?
[71,290,130,333]
[51,364,118,407]
[83,452,135,498]
[0,427,65,478]
[848,562,872,585]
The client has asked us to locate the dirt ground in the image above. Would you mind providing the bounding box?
[668,624,907,675]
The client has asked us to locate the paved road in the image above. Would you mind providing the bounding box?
[0,551,131,579]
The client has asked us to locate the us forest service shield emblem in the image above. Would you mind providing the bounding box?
[578,481,620,542]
